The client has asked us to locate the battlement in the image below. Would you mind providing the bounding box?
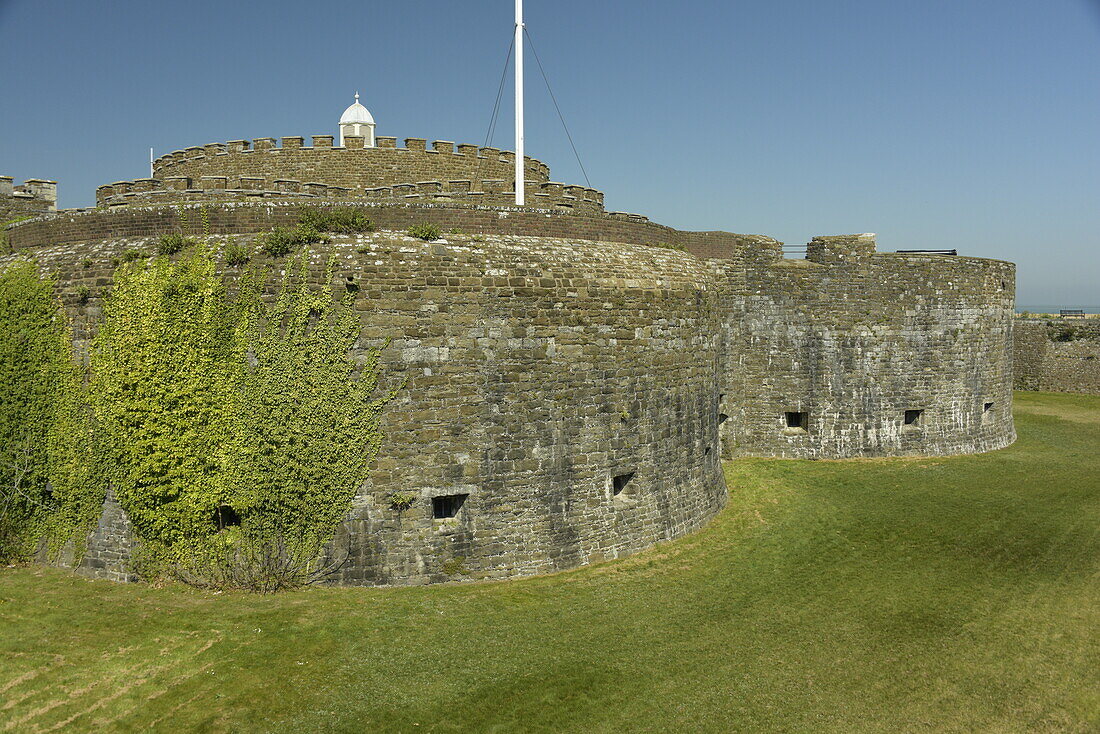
[152,136,552,196]
[154,136,549,174]
[360,179,602,212]
[805,233,877,263]
[96,177,352,205]
[1,175,57,222]
[96,176,605,214]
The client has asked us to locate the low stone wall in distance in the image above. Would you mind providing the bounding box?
[1014,319,1100,394]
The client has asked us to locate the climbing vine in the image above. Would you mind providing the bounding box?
[0,261,101,561]
[91,247,396,585]
[0,241,396,586]
[91,251,239,555]
[222,257,392,547]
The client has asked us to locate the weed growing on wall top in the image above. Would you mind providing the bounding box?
[258,225,328,257]
[157,232,195,256]
[408,223,441,241]
[222,241,251,267]
[1051,325,1080,342]
[297,206,374,234]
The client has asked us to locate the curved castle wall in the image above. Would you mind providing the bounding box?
[717,235,1016,458]
[7,205,1017,468]
[95,177,605,215]
[323,234,727,584]
[4,201,753,259]
[5,201,666,252]
[152,136,551,194]
[9,232,728,585]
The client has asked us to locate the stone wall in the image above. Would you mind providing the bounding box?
[1013,320,1049,392]
[717,234,1017,458]
[153,137,551,193]
[96,177,605,215]
[7,232,728,585]
[1013,319,1100,394]
[3,201,1018,585]
[75,488,138,582]
[5,201,684,254]
[34,487,138,583]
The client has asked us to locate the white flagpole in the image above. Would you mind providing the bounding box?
[514,0,525,205]
[149,147,154,177]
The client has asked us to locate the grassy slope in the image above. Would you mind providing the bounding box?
[1,392,1097,733]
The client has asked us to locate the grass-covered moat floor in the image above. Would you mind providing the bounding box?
[1,391,1097,733]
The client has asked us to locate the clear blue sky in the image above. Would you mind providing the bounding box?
[1,0,1097,305]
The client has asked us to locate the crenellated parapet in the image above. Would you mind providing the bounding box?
[97,175,605,214]
[360,179,603,213]
[152,136,552,194]
[805,233,877,263]
[96,177,354,207]
[1,175,57,222]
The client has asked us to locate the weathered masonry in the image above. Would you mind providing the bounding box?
[1014,319,1100,394]
[1,176,56,222]
[716,234,1015,459]
[1,96,1016,586]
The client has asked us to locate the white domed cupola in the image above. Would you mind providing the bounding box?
[339,92,376,147]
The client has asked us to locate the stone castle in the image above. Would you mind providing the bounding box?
[1,96,1017,585]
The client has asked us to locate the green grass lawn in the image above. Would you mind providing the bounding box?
[1,391,1097,733]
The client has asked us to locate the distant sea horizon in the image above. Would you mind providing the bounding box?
[1016,305,1100,314]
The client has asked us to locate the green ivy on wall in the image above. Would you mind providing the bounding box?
[91,252,239,555]
[1,244,397,588]
[91,248,397,584]
[0,261,101,561]
[223,257,392,548]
